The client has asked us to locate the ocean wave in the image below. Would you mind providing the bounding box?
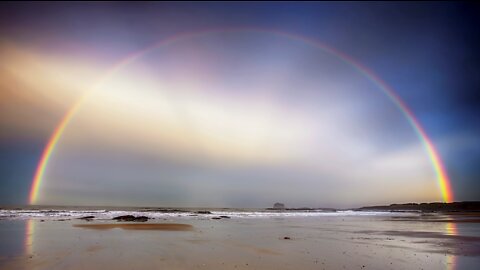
[0,209,417,220]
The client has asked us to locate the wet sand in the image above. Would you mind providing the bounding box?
[1,213,479,270]
[73,223,193,231]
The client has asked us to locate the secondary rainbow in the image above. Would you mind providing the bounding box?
[29,28,454,204]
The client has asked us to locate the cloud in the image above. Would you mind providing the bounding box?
[32,33,443,207]
[0,41,104,141]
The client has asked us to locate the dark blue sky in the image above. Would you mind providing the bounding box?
[0,2,479,206]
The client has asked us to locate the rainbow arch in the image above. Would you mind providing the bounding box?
[28,28,454,204]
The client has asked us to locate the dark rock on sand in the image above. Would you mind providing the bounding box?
[196,211,212,214]
[113,215,150,222]
[78,216,95,220]
[211,217,222,220]
[134,216,149,222]
[283,236,291,240]
[219,215,231,219]
[113,215,136,221]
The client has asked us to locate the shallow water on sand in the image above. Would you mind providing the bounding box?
[0,212,479,269]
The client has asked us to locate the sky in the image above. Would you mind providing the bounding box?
[0,2,479,208]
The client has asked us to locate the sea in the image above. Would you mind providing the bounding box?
[0,205,414,220]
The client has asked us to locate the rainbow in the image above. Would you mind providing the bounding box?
[28,28,454,204]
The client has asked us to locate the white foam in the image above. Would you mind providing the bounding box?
[0,209,417,220]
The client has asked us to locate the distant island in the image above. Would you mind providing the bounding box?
[273,202,285,209]
[356,201,480,212]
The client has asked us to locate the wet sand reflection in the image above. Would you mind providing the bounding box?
[24,219,34,256]
[445,221,457,270]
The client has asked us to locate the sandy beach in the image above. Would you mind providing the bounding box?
[73,223,194,231]
[1,211,479,270]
